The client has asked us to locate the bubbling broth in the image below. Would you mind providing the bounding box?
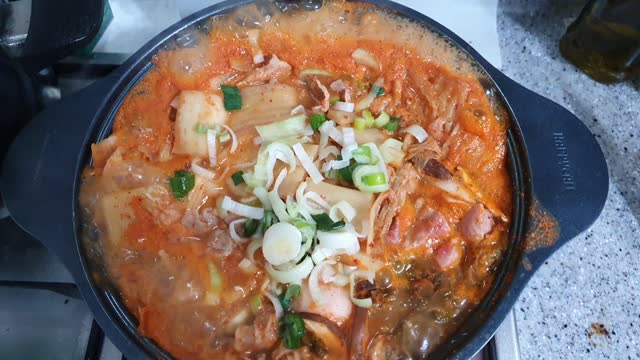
[79,1,512,359]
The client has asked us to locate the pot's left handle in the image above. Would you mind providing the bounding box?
[1,73,119,278]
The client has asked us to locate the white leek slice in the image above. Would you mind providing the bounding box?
[253,187,272,210]
[295,182,327,216]
[380,138,405,166]
[291,104,305,115]
[401,124,429,143]
[342,127,356,146]
[318,145,340,161]
[349,270,375,308]
[191,159,215,180]
[218,124,238,153]
[229,218,249,244]
[333,102,355,113]
[247,239,262,263]
[252,142,297,189]
[352,48,381,70]
[266,256,314,284]
[292,143,324,184]
[268,169,291,222]
[221,196,264,219]
[317,230,360,255]
[311,247,336,264]
[264,291,284,318]
[329,200,356,222]
[207,129,217,166]
[309,260,336,305]
[262,222,302,266]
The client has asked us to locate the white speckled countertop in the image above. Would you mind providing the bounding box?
[497,0,640,359]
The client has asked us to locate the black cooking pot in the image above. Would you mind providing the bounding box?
[1,0,608,359]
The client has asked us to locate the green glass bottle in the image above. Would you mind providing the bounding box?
[560,0,640,84]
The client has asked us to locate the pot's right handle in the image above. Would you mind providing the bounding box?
[491,71,609,269]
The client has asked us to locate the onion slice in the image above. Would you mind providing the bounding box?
[293,143,324,184]
[401,124,429,143]
[221,196,264,219]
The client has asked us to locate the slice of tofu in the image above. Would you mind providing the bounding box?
[306,181,373,229]
[100,188,145,245]
[279,144,318,198]
[173,90,228,157]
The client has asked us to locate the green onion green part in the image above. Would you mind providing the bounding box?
[384,116,401,132]
[280,313,306,349]
[231,171,245,186]
[310,113,327,131]
[168,170,195,199]
[221,85,242,110]
[311,213,346,232]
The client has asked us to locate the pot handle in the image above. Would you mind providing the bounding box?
[491,71,609,270]
[1,72,119,279]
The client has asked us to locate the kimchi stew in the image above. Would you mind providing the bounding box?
[80,2,512,359]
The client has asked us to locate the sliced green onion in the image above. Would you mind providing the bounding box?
[262,222,302,266]
[168,170,195,199]
[336,155,358,183]
[194,123,216,134]
[376,87,385,97]
[208,262,223,289]
[221,85,242,110]
[280,312,306,349]
[384,116,401,132]
[353,117,367,130]
[219,131,231,142]
[329,97,340,106]
[352,165,389,193]
[373,111,390,128]
[280,284,301,310]
[259,209,277,235]
[256,115,307,142]
[243,219,260,237]
[352,146,373,164]
[309,113,327,131]
[250,294,263,315]
[231,171,245,186]
[357,82,366,90]
[311,213,346,231]
[362,172,386,186]
[380,138,405,166]
[289,218,316,243]
[362,110,374,126]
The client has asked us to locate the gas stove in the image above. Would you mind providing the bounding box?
[0,1,522,359]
